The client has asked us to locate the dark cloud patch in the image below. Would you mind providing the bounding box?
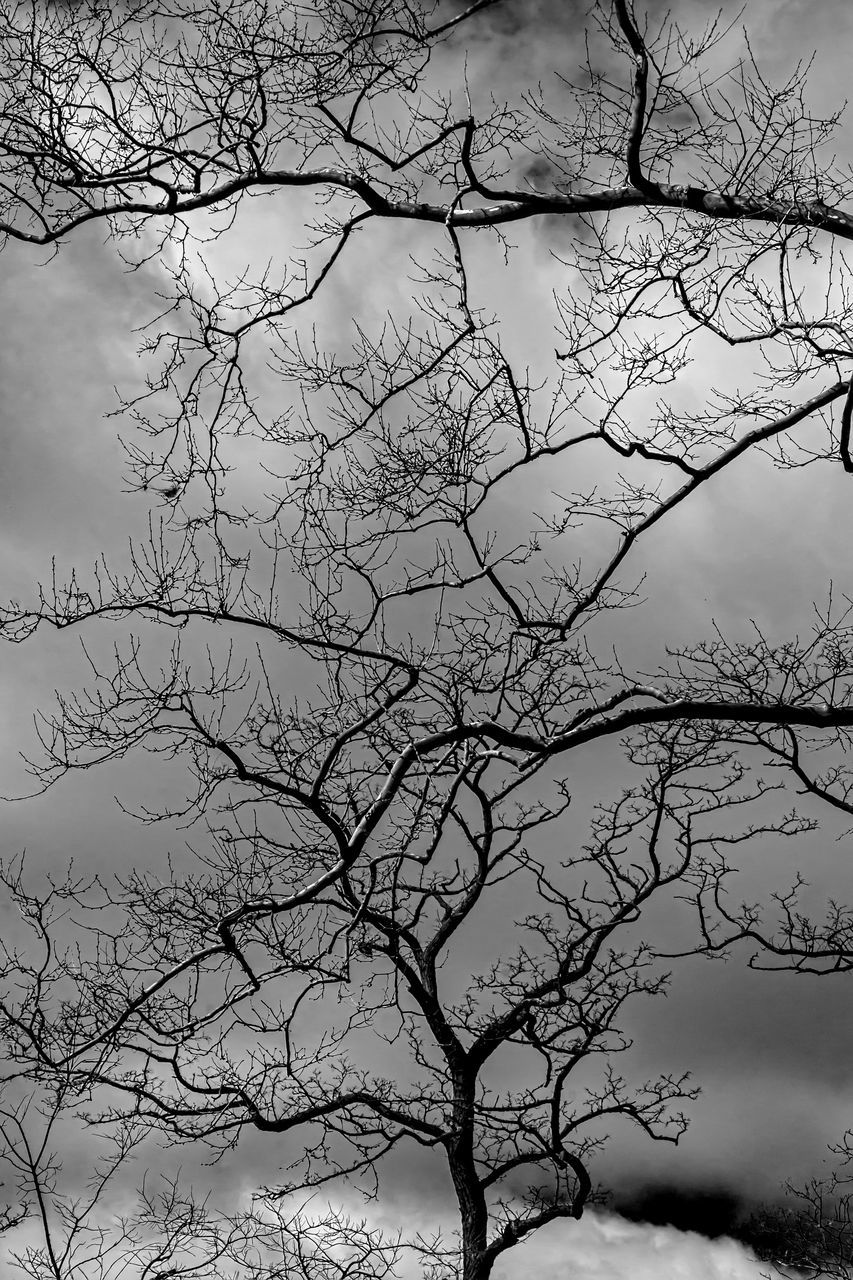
[438,0,589,41]
[522,156,561,191]
[613,1182,748,1239]
[439,0,723,54]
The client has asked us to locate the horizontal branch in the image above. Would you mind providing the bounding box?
[5,170,853,244]
[243,1088,446,1141]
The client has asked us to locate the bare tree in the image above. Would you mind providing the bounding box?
[737,1150,853,1280]
[0,1079,406,1280]
[2,0,853,1276]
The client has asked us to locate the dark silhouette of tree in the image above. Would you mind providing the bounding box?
[1,1,853,1277]
[737,1158,853,1280]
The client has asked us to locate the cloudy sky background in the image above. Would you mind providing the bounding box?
[4,0,853,1275]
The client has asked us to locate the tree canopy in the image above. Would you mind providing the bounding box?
[2,2,853,1278]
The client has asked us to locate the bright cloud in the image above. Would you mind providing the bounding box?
[494,1211,780,1280]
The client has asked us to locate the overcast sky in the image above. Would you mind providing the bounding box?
[4,0,853,1277]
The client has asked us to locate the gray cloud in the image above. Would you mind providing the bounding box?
[3,3,853,1274]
